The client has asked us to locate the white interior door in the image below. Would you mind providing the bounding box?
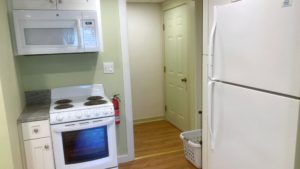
[208,81,300,169]
[211,0,300,97]
[164,4,189,131]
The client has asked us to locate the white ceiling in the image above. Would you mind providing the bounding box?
[127,0,166,3]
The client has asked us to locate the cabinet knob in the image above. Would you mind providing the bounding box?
[181,78,187,82]
[33,129,39,133]
[44,145,49,150]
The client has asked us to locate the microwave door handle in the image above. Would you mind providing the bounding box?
[54,118,114,133]
[77,19,84,49]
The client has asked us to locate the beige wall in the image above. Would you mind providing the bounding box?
[0,0,25,168]
[127,3,164,120]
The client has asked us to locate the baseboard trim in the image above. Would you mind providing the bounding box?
[134,116,165,125]
[118,154,133,164]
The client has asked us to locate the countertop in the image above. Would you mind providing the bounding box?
[17,104,50,123]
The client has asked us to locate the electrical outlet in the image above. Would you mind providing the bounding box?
[103,62,114,74]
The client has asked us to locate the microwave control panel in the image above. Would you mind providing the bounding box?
[82,19,98,49]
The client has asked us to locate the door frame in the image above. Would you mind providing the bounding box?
[118,0,203,163]
[117,0,135,163]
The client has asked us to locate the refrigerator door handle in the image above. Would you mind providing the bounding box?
[208,7,217,80]
[208,81,216,150]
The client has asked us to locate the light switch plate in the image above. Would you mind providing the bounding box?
[103,62,114,74]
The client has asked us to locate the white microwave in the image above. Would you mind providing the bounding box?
[13,10,101,55]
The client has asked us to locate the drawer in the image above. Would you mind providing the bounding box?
[22,120,50,140]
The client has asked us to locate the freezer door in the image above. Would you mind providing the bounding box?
[211,0,300,97]
[208,82,300,169]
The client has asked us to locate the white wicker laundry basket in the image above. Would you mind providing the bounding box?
[180,129,202,168]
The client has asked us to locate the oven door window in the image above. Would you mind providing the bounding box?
[62,126,109,164]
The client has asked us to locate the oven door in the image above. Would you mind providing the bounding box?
[51,117,118,169]
[13,10,85,55]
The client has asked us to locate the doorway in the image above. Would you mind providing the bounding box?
[125,0,202,166]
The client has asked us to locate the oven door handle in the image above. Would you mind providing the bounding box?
[53,117,115,133]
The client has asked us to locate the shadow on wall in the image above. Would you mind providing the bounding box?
[17,53,101,90]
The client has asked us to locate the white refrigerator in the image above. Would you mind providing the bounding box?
[207,0,300,169]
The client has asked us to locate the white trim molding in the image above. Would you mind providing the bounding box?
[118,0,135,163]
[118,154,131,164]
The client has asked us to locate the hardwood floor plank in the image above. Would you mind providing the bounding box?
[119,150,198,169]
[134,120,183,157]
[119,120,199,169]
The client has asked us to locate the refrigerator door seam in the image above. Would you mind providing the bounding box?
[216,80,300,100]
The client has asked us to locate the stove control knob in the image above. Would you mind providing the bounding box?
[76,112,82,119]
[95,111,101,116]
[56,115,64,122]
[85,111,91,117]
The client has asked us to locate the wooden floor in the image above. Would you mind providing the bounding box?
[119,150,197,169]
[119,120,198,169]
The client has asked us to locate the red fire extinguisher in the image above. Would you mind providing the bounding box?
[112,94,121,125]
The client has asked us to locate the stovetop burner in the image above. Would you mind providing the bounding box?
[84,100,107,106]
[55,99,72,104]
[87,96,104,101]
[54,104,74,110]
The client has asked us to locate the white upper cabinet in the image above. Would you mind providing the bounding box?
[12,0,99,10]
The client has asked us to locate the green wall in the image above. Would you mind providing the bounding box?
[17,0,128,156]
[0,0,25,168]
[0,81,15,169]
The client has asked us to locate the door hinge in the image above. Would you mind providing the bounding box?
[165,105,167,112]
[163,24,165,31]
[164,66,166,73]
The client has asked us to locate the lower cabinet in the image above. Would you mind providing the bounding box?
[20,120,55,169]
[24,138,55,169]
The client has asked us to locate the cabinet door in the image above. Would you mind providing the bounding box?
[57,0,99,10]
[12,0,56,9]
[24,138,55,169]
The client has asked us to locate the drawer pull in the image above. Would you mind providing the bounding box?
[33,129,39,133]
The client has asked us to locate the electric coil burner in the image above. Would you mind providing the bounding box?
[87,96,104,100]
[55,99,72,104]
[84,100,108,106]
[54,104,74,110]
[49,84,118,169]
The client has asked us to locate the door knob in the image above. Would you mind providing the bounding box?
[181,78,187,82]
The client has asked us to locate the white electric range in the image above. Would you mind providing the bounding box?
[50,84,118,169]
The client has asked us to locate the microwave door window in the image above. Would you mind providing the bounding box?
[62,126,109,165]
[24,28,78,46]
